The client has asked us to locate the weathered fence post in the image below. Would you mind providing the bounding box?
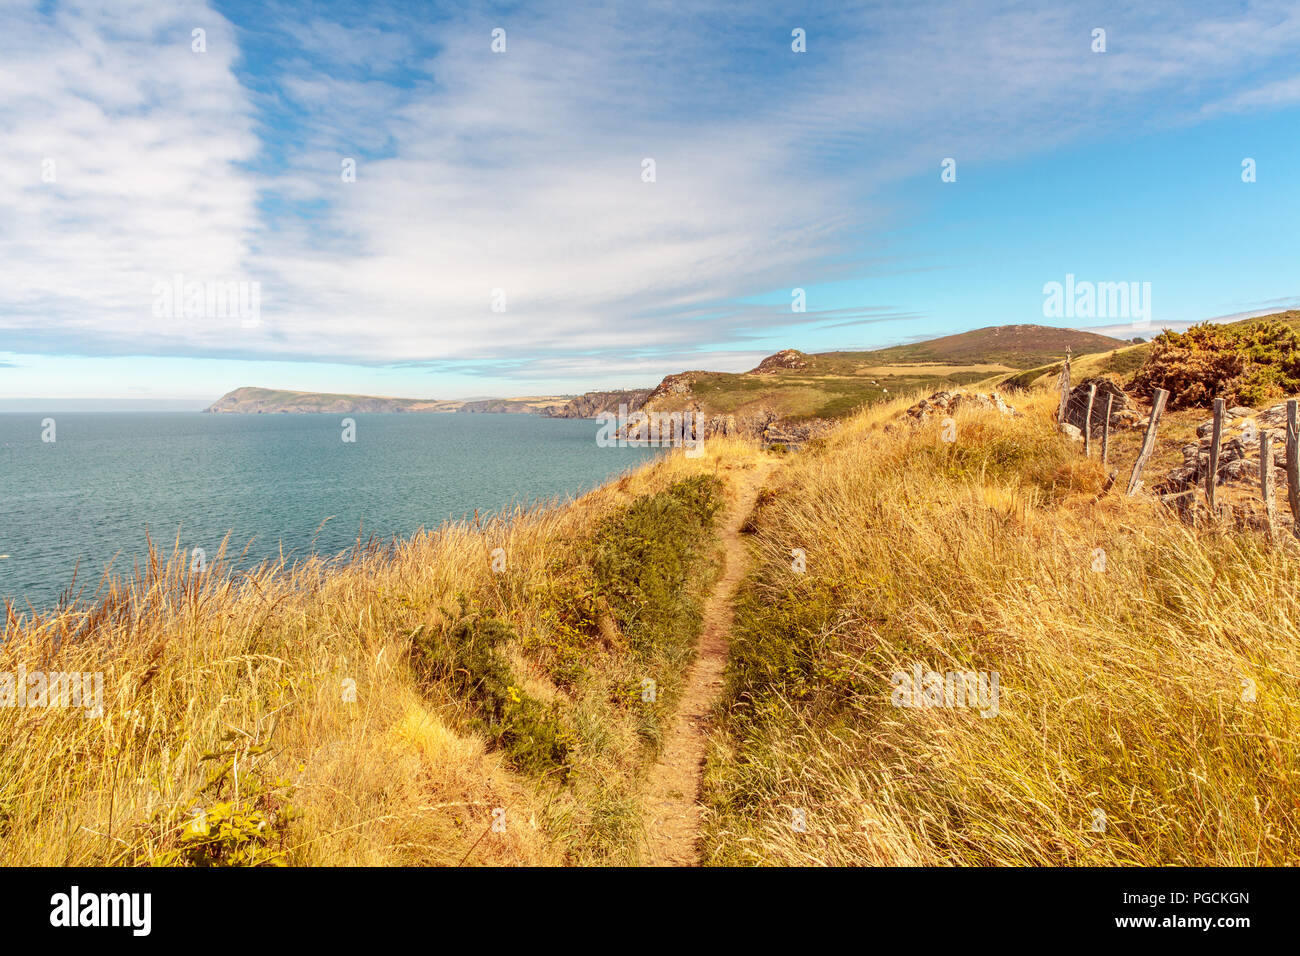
[1083,383,1097,458]
[1101,393,1114,465]
[1261,429,1276,536]
[1287,399,1300,537]
[1206,397,1224,511]
[1057,348,1072,424]
[1127,387,1169,496]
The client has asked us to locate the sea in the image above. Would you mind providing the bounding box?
[0,412,662,611]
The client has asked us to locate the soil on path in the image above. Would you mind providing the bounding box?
[641,460,774,866]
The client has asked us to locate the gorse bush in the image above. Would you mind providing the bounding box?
[591,474,723,659]
[413,597,572,777]
[1131,320,1300,409]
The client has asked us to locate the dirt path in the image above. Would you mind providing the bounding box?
[642,461,773,866]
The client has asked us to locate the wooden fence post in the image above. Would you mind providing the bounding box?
[1057,348,1072,424]
[1206,397,1224,511]
[1101,393,1114,465]
[1261,429,1276,536]
[1083,383,1096,457]
[1127,388,1169,496]
[1287,400,1300,537]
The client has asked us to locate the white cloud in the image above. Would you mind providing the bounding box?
[0,0,259,351]
[3,0,1300,384]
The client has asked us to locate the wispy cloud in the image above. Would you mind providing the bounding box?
[3,0,1300,387]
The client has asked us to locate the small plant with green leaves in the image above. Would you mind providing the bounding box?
[142,732,298,867]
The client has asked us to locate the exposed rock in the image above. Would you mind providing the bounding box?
[1194,399,1293,438]
[761,417,834,447]
[618,400,831,448]
[748,349,809,375]
[1059,423,1083,441]
[904,390,1017,423]
[542,389,651,419]
[1164,400,1295,493]
[644,372,701,403]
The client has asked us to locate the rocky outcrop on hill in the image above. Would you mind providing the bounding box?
[759,416,834,446]
[748,349,809,375]
[618,402,833,448]
[542,389,651,419]
[644,372,701,403]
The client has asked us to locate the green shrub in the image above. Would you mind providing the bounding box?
[411,476,722,781]
[1131,320,1300,409]
[590,474,722,659]
[725,579,844,716]
[414,598,571,776]
[150,799,292,867]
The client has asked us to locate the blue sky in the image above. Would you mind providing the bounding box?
[2,0,1299,407]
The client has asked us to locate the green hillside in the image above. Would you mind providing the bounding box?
[645,325,1128,423]
[997,310,1300,392]
[845,324,1126,369]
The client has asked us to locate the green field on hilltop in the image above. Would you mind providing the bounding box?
[648,325,1128,422]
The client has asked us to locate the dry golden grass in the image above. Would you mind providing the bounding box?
[702,389,1300,865]
[0,436,762,866]
[12,380,1291,868]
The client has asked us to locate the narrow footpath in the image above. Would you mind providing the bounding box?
[641,461,774,866]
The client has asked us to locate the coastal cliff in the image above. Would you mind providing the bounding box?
[541,389,652,419]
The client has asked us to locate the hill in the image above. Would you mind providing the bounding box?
[204,386,570,415]
[841,324,1126,369]
[997,310,1300,393]
[204,324,1132,432]
[637,325,1125,434]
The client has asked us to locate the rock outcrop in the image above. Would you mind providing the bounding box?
[620,402,832,448]
[1164,400,1295,492]
[747,349,809,375]
[903,390,1017,423]
[644,372,701,404]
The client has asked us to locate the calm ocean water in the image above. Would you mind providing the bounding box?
[0,412,661,610]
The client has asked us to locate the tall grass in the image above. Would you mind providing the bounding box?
[702,391,1300,865]
[1,437,756,866]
